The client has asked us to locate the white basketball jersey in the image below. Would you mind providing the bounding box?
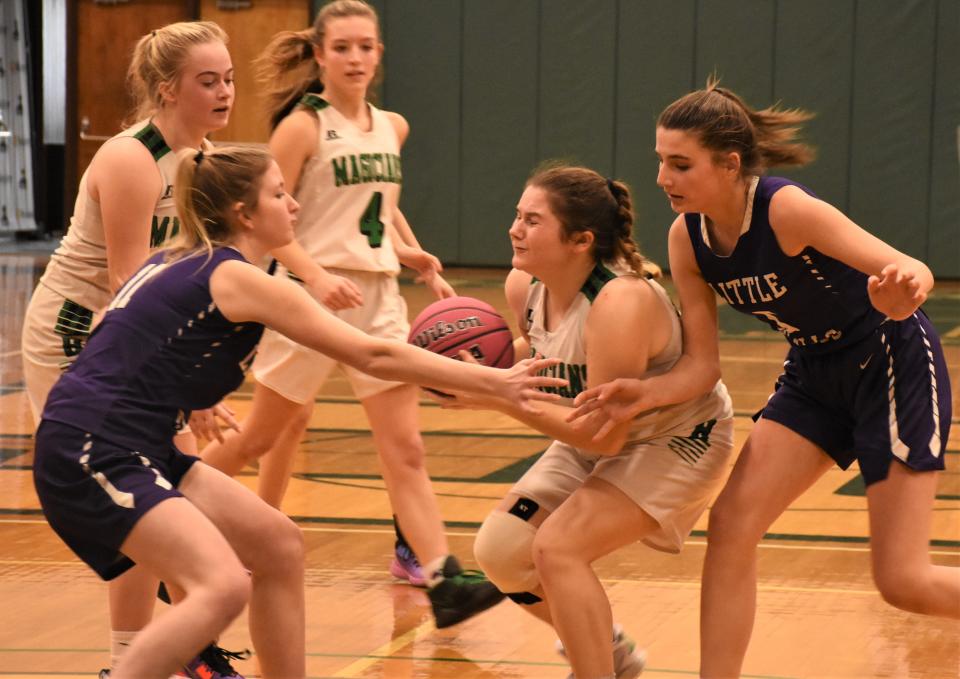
[290,94,401,273]
[523,262,732,439]
[40,120,194,311]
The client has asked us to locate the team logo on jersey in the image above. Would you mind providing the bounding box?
[332,153,403,186]
[326,129,341,140]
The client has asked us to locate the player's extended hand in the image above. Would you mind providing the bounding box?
[424,350,491,409]
[867,263,926,320]
[502,355,566,415]
[310,272,363,311]
[188,402,241,444]
[565,378,647,441]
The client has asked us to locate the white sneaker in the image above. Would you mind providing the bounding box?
[556,624,647,679]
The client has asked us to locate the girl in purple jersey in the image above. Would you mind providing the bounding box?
[20,21,248,677]
[34,145,566,679]
[570,80,957,677]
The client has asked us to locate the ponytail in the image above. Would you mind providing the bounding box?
[169,146,272,260]
[658,75,816,176]
[254,29,323,131]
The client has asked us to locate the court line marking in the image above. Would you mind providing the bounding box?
[3,520,958,557]
[330,619,435,677]
[0,556,949,594]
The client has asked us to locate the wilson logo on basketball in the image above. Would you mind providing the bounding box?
[411,317,483,348]
[408,296,515,369]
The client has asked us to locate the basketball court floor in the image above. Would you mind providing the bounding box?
[0,251,957,678]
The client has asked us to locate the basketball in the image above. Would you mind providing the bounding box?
[408,296,515,368]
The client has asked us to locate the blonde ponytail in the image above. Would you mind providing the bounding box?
[168,146,272,260]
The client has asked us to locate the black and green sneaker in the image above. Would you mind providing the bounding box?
[426,555,506,628]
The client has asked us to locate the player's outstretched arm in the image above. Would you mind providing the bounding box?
[210,259,566,411]
[769,186,933,320]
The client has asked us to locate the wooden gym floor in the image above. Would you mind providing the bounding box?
[0,252,957,678]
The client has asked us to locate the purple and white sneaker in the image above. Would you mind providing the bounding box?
[389,542,427,587]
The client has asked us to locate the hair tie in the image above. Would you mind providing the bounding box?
[194,150,204,166]
[151,30,157,38]
[606,178,617,196]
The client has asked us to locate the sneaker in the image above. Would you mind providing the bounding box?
[182,644,250,679]
[389,542,427,587]
[556,624,646,679]
[426,555,506,628]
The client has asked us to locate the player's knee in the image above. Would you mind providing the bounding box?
[236,431,274,464]
[707,494,765,547]
[379,434,427,471]
[289,401,313,431]
[474,509,540,597]
[872,563,930,613]
[251,512,304,577]
[201,565,251,624]
[530,526,578,576]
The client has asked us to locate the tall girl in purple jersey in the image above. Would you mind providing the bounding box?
[570,80,957,677]
[33,145,565,679]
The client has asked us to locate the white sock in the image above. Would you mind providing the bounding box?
[109,630,137,669]
[424,555,449,588]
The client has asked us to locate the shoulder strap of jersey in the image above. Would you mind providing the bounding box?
[580,263,618,303]
[133,121,172,162]
[299,93,330,112]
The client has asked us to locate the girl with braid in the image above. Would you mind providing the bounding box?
[572,80,957,677]
[437,164,735,679]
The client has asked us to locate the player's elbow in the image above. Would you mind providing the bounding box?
[699,365,722,394]
[354,339,405,381]
[683,358,721,400]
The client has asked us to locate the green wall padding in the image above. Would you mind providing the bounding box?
[928,0,960,277]
[537,0,617,175]
[616,0,697,270]
[695,0,775,106]
[459,1,539,265]
[773,0,855,212]
[379,1,461,261]
[848,0,937,260]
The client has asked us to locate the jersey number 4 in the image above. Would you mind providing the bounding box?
[360,192,384,248]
